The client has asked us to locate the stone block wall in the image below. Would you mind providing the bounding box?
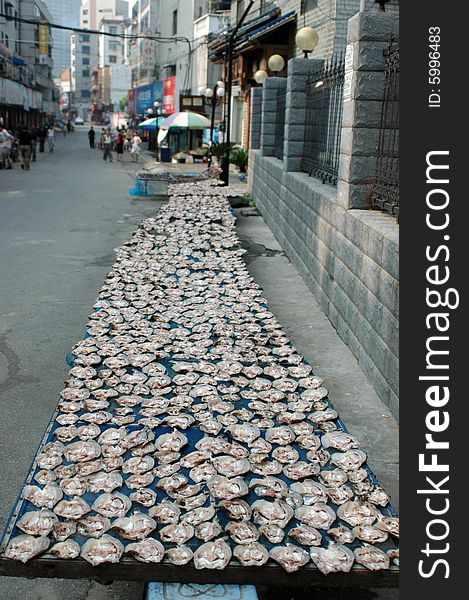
[250,151,399,418]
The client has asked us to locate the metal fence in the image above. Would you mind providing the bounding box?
[302,56,345,185]
[371,42,399,217]
[273,88,286,160]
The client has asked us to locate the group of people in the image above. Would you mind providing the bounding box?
[0,124,56,171]
[88,126,143,164]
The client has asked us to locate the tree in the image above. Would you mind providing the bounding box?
[119,94,128,112]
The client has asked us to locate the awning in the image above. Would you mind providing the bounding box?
[12,55,27,66]
[208,10,296,61]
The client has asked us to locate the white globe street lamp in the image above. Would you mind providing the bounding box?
[296,26,319,58]
[204,87,214,98]
[254,69,268,84]
[268,54,285,73]
[216,86,225,98]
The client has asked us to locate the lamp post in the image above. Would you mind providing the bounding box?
[295,27,319,58]
[154,100,161,161]
[268,54,285,74]
[146,107,154,152]
[201,81,225,168]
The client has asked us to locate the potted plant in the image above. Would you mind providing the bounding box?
[175,152,187,164]
[230,147,249,179]
[190,147,207,163]
[210,141,235,164]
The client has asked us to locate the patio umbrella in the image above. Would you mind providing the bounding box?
[137,117,165,130]
[159,111,211,130]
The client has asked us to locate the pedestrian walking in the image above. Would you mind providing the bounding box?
[47,127,55,152]
[116,129,124,162]
[130,132,142,163]
[0,125,15,169]
[67,120,72,133]
[102,130,113,162]
[63,123,67,137]
[88,126,96,148]
[39,126,46,152]
[18,127,33,170]
[31,123,39,162]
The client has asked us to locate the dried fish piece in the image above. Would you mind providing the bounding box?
[160,523,194,545]
[326,485,354,505]
[52,521,77,541]
[126,538,165,563]
[17,509,58,536]
[367,486,391,507]
[354,545,390,571]
[321,431,359,451]
[54,497,91,520]
[319,469,348,488]
[295,503,336,530]
[252,499,293,528]
[195,436,231,454]
[289,524,322,546]
[54,426,79,443]
[375,516,399,538]
[77,423,101,441]
[310,544,354,575]
[207,475,248,500]
[34,469,57,485]
[166,545,193,565]
[212,455,250,477]
[87,471,123,493]
[98,427,127,446]
[149,500,181,524]
[80,535,124,566]
[353,525,389,544]
[76,460,103,476]
[249,477,287,499]
[337,500,379,526]
[63,440,101,463]
[193,539,232,570]
[328,526,355,544]
[122,427,155,450]
[265,426,295,446]
[272,446,300,464]
[269,544,310,573]
[130,488,157,507]
[226,521,259,545]
[78,515,112,538]
[331,450,367,471]
[4,534,50,563]
[35,452,62,470]
[233,542,269,567]
[50,539,81,559]
[283,461,320,481]
[92,492,131,518]
[112,512,157,541]
[125,472,155,489]
[60,477,88,496]
[219,499,252,521]
[122,456,155,475]
[250,458,283,476]
[22,484,63,509]
[226,423,260,444]
[195,520,222,542]
[178,493,208,511]
[291,480,327,504]
[155,431,188,452]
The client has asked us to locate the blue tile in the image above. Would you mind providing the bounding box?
[146,582,258,600]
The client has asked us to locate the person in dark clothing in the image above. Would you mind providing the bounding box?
[39,126,47,152]
[88,126,96,149]
[18,127,33,170]
[31,123,39,162]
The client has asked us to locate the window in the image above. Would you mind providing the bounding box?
[109,26,118,35]
[83,57,90,65]
[82,69,90,77]
[80,34,90,42]
[81,90,91,98]
[83,9,88,15]
[109,42,118,50]
[300,0,318,14]
[109,56,117,63]
[172,10,178,35]
[83,20,88,25]
[82,46,90,54]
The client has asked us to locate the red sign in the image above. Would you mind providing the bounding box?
[163,76,176,115]
[128,88,136,115]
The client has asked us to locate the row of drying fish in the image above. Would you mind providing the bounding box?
[3,181,398,575]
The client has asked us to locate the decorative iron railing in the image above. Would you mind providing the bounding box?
[273,87,286,160]
[371,41,399,217]
[301,55,345,186]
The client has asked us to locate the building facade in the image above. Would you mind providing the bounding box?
[43,0,82,77]
[0,0,58,128]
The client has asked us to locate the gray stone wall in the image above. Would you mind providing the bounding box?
[250,152,399,417]
[250,87,263,150]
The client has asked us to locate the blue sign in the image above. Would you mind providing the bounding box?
[136,82,164,115]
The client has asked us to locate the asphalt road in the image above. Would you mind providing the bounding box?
[0,128,158,599]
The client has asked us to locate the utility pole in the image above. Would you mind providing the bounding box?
[220,0,255,186]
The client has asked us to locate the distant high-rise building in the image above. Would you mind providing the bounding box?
[44,0,82,77]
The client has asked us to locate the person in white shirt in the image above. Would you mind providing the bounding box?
[130,133,142,163]
[102,130,113,162]
[0,125,14,169]
[47,127,55,152]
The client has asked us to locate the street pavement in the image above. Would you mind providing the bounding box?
[0,129,398,599]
